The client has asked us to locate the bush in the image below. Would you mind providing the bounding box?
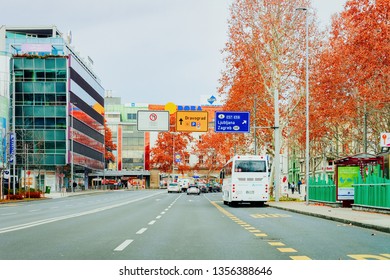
[24,191,42,198]
[6,194,24,200]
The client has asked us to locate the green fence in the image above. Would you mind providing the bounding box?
[308,177,337,203]
[353,174,390,209]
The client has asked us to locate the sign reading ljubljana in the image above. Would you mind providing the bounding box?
[214,111,250,133]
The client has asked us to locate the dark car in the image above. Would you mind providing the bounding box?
[212,183,222,192]
[198,184,208,193]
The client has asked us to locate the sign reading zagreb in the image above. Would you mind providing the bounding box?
[214,111,250,133]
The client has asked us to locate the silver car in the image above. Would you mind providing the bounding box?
[187,185,200,195]
[167,183,180,193]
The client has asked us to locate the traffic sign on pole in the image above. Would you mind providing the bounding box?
[214,111,250,133]
[176,111,208,132]
[137,110,170,131]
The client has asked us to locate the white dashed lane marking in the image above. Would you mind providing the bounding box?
[114,240,134,251]
[136,228,147,234]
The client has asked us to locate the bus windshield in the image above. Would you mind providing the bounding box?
[234,160,266,173]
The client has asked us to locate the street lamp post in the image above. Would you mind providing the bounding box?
[296,7,310,205]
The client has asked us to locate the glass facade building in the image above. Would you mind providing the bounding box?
[1,26,105,193]
[105,96,147,171]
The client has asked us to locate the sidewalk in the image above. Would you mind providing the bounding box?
[44,189,110,199]
[268,191,390,234]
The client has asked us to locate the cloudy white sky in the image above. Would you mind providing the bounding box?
[2,0,347,105]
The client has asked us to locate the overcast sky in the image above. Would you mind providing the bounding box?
[2,0,347,106]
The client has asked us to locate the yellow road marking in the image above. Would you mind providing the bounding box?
[348,254,390,260]
[290,256,312,260]
[278,248,297,253]
[268,242,285,246]
[254,233,268,237]
[251,213,291,218]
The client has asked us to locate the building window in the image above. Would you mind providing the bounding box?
[127,113,137,120]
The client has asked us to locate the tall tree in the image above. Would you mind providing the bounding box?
[219,0,323,181]
[310,0,390,157]
[104,119,117,165]
[150,114,193,174]
[192,131,234,178]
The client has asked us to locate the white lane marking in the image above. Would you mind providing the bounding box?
[136,228,147,234]
[0,192,164,234]
[156,215,162,219]
[148,220,156,225]
[114,239,133,251]
[29,209,40,212]
[160,211,166,215]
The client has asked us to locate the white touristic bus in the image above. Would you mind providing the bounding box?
[220,155,270,206]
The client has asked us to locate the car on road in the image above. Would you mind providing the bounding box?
[187,184,200,195]
[212,183,222,192]
[198,183,208,193]
[167,183,180,193]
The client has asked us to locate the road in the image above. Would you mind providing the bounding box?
[0,190,389,260]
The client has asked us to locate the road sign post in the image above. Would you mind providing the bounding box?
[176,111,208,132]
[137,110,170,131]
[214,111,250,133]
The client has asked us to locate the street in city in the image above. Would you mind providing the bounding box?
[0,190,389,260]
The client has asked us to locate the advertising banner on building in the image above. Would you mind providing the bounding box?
[9,132,15,163]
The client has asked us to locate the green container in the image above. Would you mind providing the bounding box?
[45,186,51,194]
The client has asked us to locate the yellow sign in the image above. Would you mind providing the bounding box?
[176,111,208,132]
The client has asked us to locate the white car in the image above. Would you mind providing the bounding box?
[187,185,200,195]
[167,183,180,193]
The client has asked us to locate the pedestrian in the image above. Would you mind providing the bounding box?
[291,182,295,194]
[297,179,302,194]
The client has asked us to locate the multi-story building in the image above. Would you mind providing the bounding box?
[104,94,148,171]
[0,25,105,193]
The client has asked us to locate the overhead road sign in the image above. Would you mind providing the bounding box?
[215,111,250,133]
[176,111,208,132]
[137,110,170,131]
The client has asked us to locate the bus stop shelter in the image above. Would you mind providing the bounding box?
[334,153,384,207]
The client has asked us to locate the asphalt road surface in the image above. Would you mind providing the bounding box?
[0,190,389,260]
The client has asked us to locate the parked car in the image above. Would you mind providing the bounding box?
[212,183,222,192]
[167,183,180,193]
[187,184,200,195]
[198,183,208,193]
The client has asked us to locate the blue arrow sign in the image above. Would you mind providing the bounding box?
[214,111,250,133]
